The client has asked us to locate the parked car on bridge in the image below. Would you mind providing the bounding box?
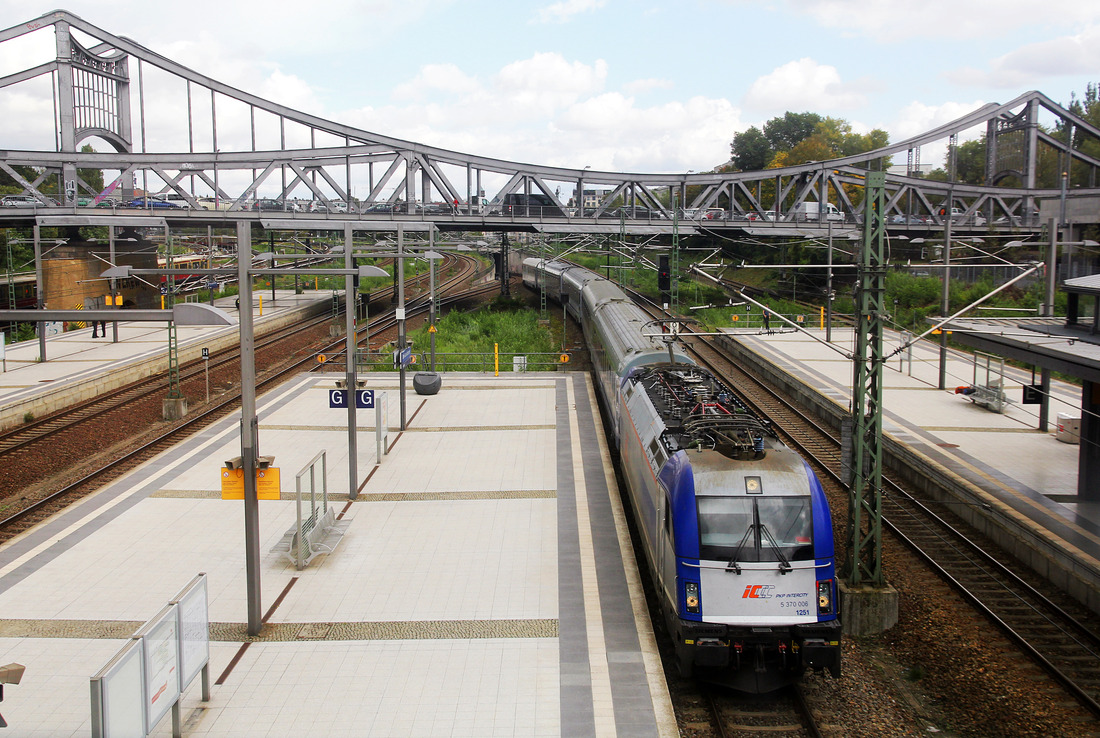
[890,214,927,225]
[993,211,1039,226]
[129,196,183,208]
[361,202,399,214]
[158,193,194,208]
[1,195,41,207]
[313,200,350,213]
[947,208,986,226]
[790,202,844,221]
[251,198,290,211]
[607,206,667,220]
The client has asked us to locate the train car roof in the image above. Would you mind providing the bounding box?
[591,298,692,370]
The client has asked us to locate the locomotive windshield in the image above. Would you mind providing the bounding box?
[697,496,814,563]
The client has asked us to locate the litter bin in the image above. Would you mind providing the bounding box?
[413,372,441,396]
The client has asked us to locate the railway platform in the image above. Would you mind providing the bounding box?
[0,370,675,737]
[0,289,335,430]
[720,324,1100,615]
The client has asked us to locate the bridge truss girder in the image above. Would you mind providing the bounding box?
[1,11,1099,227]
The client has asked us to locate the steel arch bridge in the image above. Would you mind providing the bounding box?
[1,9,1099,236]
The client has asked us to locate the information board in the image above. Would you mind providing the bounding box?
[139,606,180,735]
[173,575,209,691]
[90,638,145,738]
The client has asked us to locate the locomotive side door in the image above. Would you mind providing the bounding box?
[656,489,676,603]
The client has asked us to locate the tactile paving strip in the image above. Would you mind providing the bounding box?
[0,618,558,642]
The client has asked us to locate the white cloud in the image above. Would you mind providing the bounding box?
[623,78,674,96]
[948,25,1100,88]
[491,53,608,118]
[742,58,868,112]
[343,81,740,173]
[392,64,482,101]
[885,99,988,171]
[723,0,1100,38]
[533,0,607,24]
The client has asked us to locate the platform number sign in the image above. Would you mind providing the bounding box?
[202,347,209,359]
[329,389,375,409]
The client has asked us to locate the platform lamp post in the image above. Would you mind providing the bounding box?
[938,209,953,390]
[99,235,390,637]
[33,224,45,361]
[236,222,263,635]
[427,233,439,372]
[397,225,408,430]
[826,220,834,342]
[340,223,388,501]
[260,218,428,492]
[349,227,413,429]
[424,239,471,372]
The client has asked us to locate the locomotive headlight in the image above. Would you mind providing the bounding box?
[684,581,701,614]
[816,579,833,615]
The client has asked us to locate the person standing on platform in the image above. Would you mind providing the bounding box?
[762,308,771,332]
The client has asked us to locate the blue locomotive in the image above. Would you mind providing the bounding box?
[523,257,841,692]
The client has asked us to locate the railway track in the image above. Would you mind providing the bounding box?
[706,684,823,738]
[0,252,476,454]
[629,293,1100,721]
[0,255,494,537]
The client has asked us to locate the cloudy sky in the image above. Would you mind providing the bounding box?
[1,0,1098,176]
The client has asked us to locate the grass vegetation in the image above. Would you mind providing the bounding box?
[399,296,562,371]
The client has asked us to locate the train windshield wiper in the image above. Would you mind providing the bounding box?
[726,526,755,574]
[759,524,792,574]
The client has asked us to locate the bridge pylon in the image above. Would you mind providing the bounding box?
[52,19,134,203]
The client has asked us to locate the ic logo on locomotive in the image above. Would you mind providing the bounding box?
[742,585,776,599]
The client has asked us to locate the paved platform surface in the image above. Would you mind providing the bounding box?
[0,289,332,414]
[0,371,675,737]
[728,325,1100,575]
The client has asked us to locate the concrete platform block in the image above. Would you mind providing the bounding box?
[839,581,899,636]
[162,396,188,421]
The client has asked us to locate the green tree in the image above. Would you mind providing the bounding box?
[731,113,890,173]
[0,164,42,194]
[955,138,986,184]
[763,111,823,151]
[730,127,770,171]
[78,143,104,196]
